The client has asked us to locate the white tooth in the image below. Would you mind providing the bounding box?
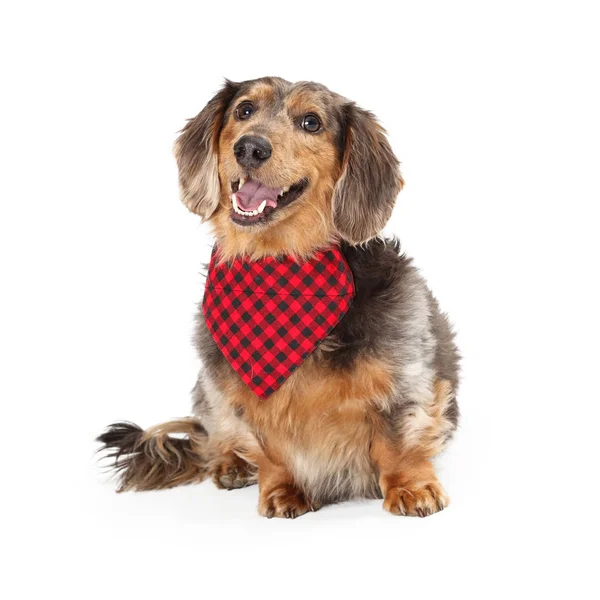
[282,186,290,194]
[252,210,258,216]
[232,195,240,213]
[257,200,267,214]
[239,177,246,187]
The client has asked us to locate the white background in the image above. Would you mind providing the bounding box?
[2,1,599,598]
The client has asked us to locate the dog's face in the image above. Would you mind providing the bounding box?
[175,77,403,258]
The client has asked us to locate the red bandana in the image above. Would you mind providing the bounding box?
[203,245,355,399]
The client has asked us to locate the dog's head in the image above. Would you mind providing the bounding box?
[174,77,403,257]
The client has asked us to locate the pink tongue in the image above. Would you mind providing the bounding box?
[234,180,281,211]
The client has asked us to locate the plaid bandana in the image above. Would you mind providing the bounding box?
[203,245,355,399]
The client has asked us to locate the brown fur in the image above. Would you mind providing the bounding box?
[371,440,449,517]
[212,83,341,259]
[368,380,455,515]
[222,354,394,461]
[211,451,257,489]
[256,457,319,519]
[98,77,460,519]
[97,419,212,492]
[332,104,404,243]
[174,82,239,218]
[174,77,402,258]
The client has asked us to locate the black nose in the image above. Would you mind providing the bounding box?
[233,135,272,169]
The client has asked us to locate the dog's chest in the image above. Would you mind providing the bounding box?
[221,353,393,499]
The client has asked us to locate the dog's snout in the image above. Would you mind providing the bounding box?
[233,135,272,169]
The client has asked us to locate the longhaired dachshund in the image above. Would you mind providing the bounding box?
[98,77,460,518]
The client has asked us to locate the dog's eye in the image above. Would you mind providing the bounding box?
[301,114,321,133]
[235,102,254,120]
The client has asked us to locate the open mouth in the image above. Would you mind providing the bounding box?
[229,177,308,226]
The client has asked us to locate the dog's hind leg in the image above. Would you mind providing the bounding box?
[191,373,260,490]
[371,379,457,517]
[211,451,258,489]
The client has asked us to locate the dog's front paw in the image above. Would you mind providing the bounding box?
[258,484,319,519]
[211,453,257,490]
[383,481,449,517]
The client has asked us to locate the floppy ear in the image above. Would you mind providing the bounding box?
[174,80,240,219]
[332,104,404,244]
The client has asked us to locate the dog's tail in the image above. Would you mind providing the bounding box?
[96,418,212,492]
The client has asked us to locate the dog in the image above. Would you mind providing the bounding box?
[98,77,460,518]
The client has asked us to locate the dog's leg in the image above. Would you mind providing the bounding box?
[370,379,455,516]
[211,451,257,489]
[256,456,319,519]
[371,436,449,517]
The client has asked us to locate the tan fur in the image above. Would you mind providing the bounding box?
[370,436,449,517]
[368,380,455,515]
[256,458,318,519]
[140,417,203,445]
[99,78,458,517]
[211,175,336,261]
[211,353,395,501]
[212,82,342,260]
[236,82,274,106]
